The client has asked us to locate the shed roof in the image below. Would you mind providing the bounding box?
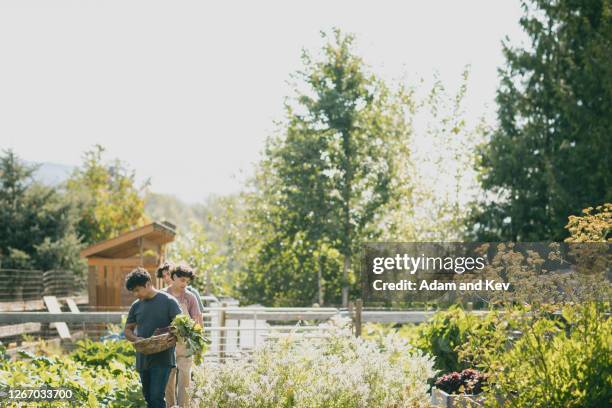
[80,221,176,259]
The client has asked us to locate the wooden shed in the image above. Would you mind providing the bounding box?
[81,221,176,309]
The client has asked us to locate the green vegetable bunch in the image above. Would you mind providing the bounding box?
[170,314,210,365]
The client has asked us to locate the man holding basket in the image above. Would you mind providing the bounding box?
[124,267,182,408]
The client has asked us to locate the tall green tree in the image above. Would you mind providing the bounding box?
[472,0,612,240]
[382,68,485,242]
[241,30,413,306]
[66,145,148,244]
[0,150,83,273]
[169,222,229,296]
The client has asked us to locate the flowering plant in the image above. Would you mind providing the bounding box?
[190,316,435,407]
[434,368,487,395]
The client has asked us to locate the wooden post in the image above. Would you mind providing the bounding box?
[317,253,324,306]
[348,301,354,335]
[205,270,211,296]
[43,296,71,340]
[342,257,350,308]
[355,299,362,337]
[219,302,227,362]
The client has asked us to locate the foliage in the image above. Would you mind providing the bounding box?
[471,0,612,241]
[562,204,612,303]
[239,29,414,306]
[363,322,422,346]
[565,203,611,242]
[406,306,481,373]
[190,316,435,407]
[485,302,611,408]
[169,222,229,297]
[390,68,485,242]
[238,227,344,306]
[70,339,135,368]
[148,193,246,299]
[453,242,597,307]
[0,149,85,273]
[0,341,7,361]
[170,314,210,365]
[456,307,526,373]
[434,369,487,395]
[66,145,148,245]
[365,306,525,375]
[144,192,209,232]
[391,300,610,406]
[0,340,144,407]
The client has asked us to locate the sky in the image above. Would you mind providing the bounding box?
[0,1,525,203]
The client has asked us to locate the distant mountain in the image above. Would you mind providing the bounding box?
[30,162,75,186]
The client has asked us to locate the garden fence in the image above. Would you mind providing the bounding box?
[0,302,485,363]
[0,269,84,304]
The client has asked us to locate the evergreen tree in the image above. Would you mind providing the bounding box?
[0,150,83,272]
[472,0,611,240]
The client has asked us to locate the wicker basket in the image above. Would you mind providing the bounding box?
[133,333,177,355]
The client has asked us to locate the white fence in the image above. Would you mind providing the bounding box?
[198,305,487,362]
[0,305,467,362]
[201,306,342,362]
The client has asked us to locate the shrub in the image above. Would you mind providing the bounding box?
[362,322,421,345]
[0,340,144,407]
[365,306,524,375]
[408,305,480,373]
[189,317,435,407]
[565,203,611,242]
[70,338,135,367]
[434,369,487,395]
[486,302,611,408]
[456,307,526,372]
[433,371,463,394]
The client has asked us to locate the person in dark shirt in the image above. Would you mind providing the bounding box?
[124,267,182,408]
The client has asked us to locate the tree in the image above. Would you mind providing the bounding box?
[0,150,84,273]
[381,68,485,242]
[240,30,413,306]
[472,0,612,240]
[66,145,148,244]
[169,223,229,296]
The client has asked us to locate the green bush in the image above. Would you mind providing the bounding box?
[364,306,522,375]
[411,302,611,406]
[456,307,526,372]
[408,305,480,373]
[486,302,611,408]
[70,338,135,367]
[0,340,144,407]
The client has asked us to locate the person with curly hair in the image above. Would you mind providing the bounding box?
[124,267,182,408]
